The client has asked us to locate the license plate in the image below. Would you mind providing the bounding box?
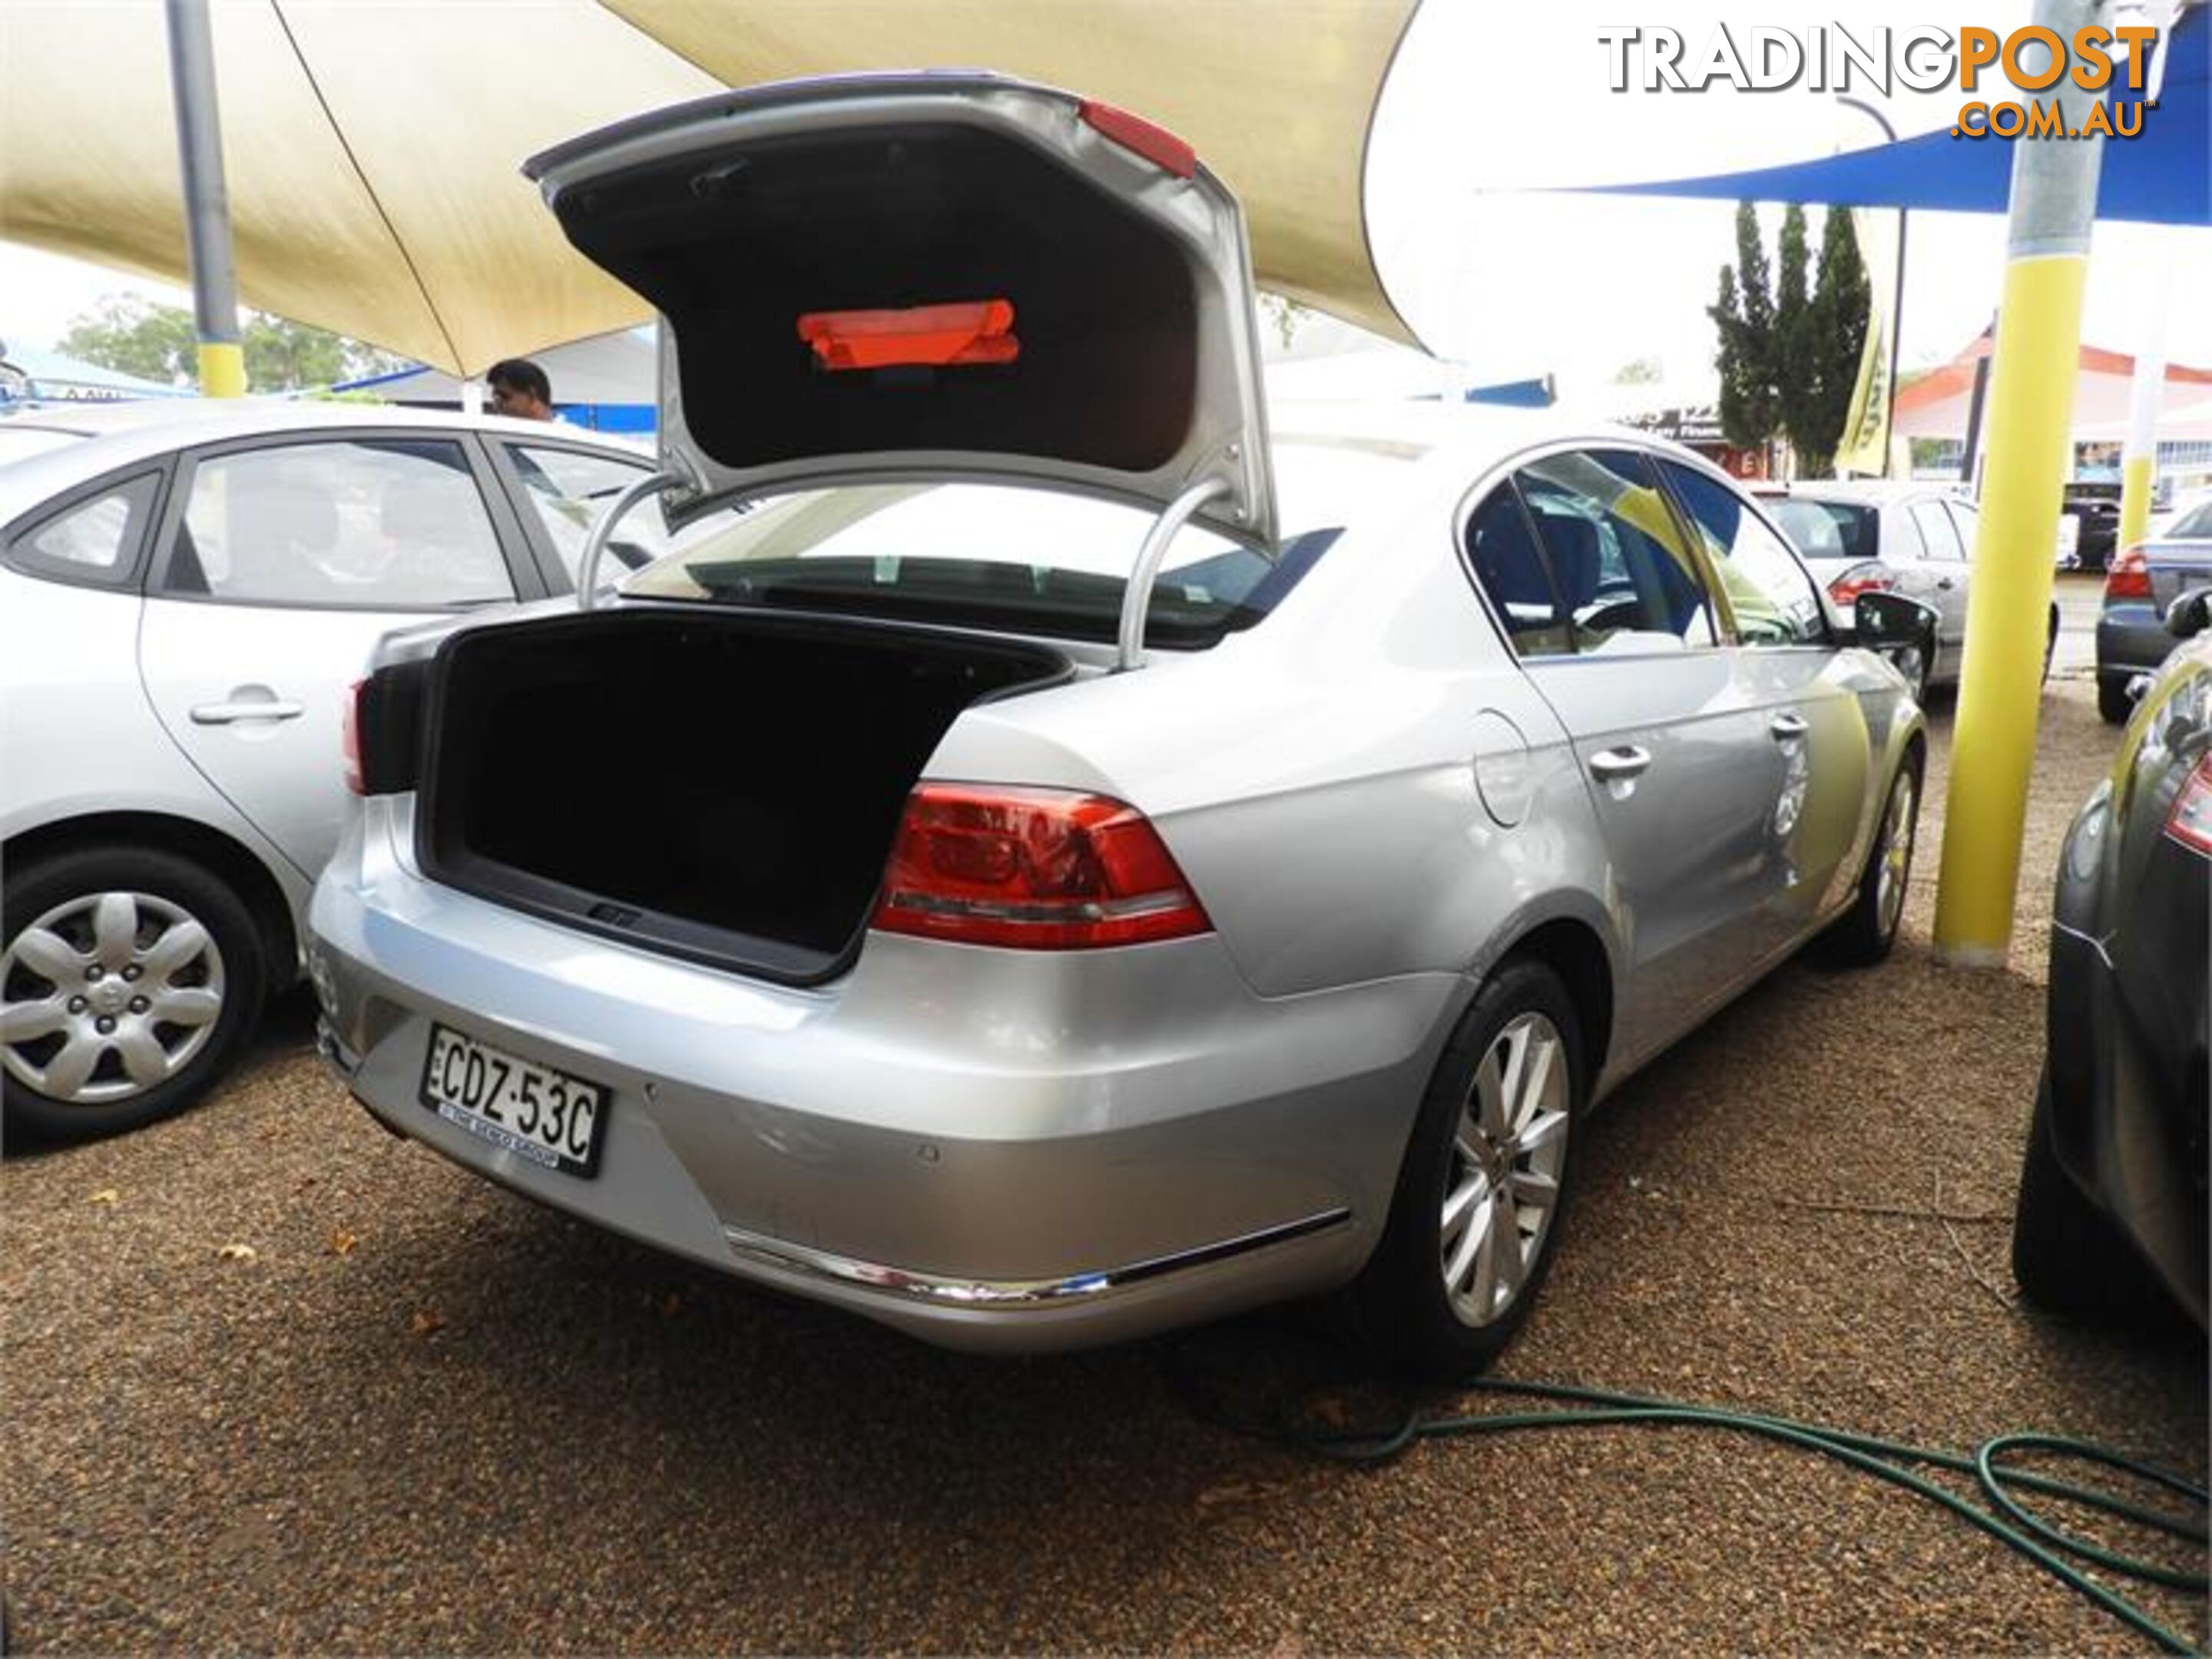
[418,1024,607,1177]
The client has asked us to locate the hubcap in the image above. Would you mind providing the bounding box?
[1440,1012,1571,1328]
[1876,772,1917,939]
[1,891,225,1105]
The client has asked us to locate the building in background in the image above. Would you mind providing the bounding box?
[336,326,657,433]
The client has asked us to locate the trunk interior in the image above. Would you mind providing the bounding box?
[419,608,1070,982]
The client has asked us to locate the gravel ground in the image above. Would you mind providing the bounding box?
[4,675,2204,1655]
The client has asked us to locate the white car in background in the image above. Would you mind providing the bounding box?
[1757,479,2058,699]
[0,399,690,1139]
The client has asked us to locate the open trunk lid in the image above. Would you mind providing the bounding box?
[525,73,1277,547]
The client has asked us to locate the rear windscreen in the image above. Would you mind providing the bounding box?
[1766,498,1874,562]
[2167,501,2212,541]
[624,443,1412,647]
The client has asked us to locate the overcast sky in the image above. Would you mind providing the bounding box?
[4,0,2207,398]
[1366,0,2212,398]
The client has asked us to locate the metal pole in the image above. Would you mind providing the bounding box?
[164,0,245,397]
[1959,351,1995,492]
[1933,0,2111,965]
[1837,97,1906,477]
[2118,267,2172,555]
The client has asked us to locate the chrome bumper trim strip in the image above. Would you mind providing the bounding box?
[720,1207,1353,1309]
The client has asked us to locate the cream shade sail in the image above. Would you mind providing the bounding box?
[0,2,722,376]
[600,0,1421,344]
[1,0,1418,373]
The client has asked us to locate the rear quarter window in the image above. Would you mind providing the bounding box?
[4,471,162,589]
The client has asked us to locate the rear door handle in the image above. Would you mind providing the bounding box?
[1936,577,1956,590]
[1770,713,1810,742]
[190,699,305,724]
[1588,746,1652,783]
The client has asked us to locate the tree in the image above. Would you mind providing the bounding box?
[1708,203,1778,452]
[1257,293,1316,352]
[1612,357,1663,385]
[58,295,409,392]
[58,296,198,385]
[1708,204,1873,475]
[1773,204,1816,459]
[1794,209,1872,478]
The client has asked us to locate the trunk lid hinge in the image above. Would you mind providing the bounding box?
[577,471,684,611]
[1116,478,1232,671]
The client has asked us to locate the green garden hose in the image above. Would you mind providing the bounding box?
[1181,1367,2208,1654]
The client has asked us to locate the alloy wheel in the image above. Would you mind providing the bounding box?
[1439,1011,1571,1327]
[1876,770,1918,941]
[1,891,226,1104]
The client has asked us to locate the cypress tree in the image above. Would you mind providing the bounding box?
[1708,203,1779,452]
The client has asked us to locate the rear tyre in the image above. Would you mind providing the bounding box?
[1818,750,1923,968]
[2012,1068,2177,1327]
[1,845,267,1141]
[1356,959,1585,1381]
[2097,678,2134,726]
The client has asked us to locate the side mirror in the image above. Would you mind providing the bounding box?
[1853,590,1939,655]
[2166,586,2212,640]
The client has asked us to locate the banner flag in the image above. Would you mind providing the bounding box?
[1835,207,1900,477]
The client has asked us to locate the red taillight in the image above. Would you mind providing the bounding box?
[342,678,366,796]
[796,300,1019,373]
[2106,545,2152,600]
[1828,564,1893,606]
[872,784,1211,949]
[1077,100,1198,177]
[2167,756,2212,855]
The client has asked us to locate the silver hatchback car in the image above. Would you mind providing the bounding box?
[309,75,1929,1376]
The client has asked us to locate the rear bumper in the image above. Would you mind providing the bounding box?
[2094,605,2171,683]
[307,799,1462,1353]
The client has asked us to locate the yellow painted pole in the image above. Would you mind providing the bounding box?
[1933,0,2109,965]
[2118,270,2171,555]
[197,340,246,400]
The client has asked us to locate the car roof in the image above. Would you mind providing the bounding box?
[0,398,650,516]
[1754,478,1962,505]
[1266,397,1727,484]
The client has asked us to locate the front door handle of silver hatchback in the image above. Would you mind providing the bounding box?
[190,698,305,724]
[1588,746,1652,783]
[1769,712,1810,742]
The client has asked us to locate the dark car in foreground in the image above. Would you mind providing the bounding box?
[2095,495,2212,723]
[2014,585,2211,1329]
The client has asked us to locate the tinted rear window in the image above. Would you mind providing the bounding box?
[626,442,1412,647]
[1767,498,1875,561]
[2169,501,2212,540]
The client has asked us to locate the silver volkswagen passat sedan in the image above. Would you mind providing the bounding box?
[308,75,1930,1376]
[0,400,695,1139]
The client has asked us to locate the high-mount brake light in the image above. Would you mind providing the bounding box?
[2105,545,2153,601]
[872,784,1212,949]
[796,300,1019,373]
[1077,100,1197,177]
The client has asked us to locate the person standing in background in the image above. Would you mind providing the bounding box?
[486,357,556,421]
